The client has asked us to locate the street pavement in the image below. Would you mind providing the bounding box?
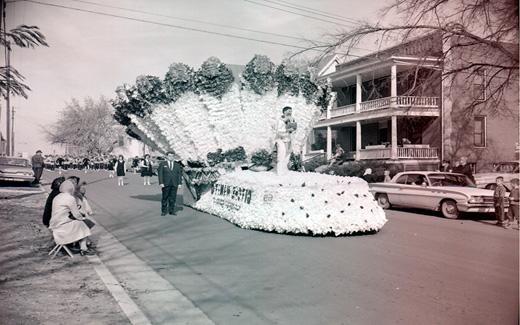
[43,170,519,325]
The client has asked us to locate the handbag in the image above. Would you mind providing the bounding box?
[83,218,96,229]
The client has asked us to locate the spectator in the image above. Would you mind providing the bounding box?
[329,144,345,166]
[49,180,95,256]
[383,170,392,183]
[453,156,474,183]
[440,160,451,172]
[140,154,153,186]
[114,155,126,186]
[362,168,377,183]
[508,178,519,228]
[31,150,44,184]
[493,176,508,228]
[42,176,66,227]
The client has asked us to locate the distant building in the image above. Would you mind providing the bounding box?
[309,32,519,171]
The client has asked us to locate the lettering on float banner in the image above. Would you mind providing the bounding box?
[211,183,253,211]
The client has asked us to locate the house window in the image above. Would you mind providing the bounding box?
[473,116,486,147]
[473,70,486,101]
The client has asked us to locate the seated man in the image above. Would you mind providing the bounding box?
[329,144,345,166]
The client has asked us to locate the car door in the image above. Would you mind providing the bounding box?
[387,174,408,205]
[396,173,431,208]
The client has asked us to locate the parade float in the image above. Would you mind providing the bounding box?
[112,55,387,235]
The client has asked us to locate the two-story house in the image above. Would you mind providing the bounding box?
[309,32,519,172]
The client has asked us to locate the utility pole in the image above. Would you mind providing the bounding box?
[10,105,14,155]
[1,0,11,156]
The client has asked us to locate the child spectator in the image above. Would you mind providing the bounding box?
[493,176,508,228]
[508,178,519,228]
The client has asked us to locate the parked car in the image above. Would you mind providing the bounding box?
[369,171,501,219]
[0,156,35,183]
[474,161,519,191]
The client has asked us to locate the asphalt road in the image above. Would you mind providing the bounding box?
[43,170,519,325]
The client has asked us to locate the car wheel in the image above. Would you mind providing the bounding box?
[441,200,459,219]
[376,193,391,209]
[485,183,497,191]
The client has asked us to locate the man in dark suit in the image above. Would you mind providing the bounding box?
[158,151,183,216]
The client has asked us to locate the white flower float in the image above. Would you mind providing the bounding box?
[112,55,387,235]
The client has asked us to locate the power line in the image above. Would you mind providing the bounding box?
[256,0,363,25]
[65,0,372,53]
[65,0,317,44]
[22,0,362,57]
[243,0,356,28]
[265,0,364,23]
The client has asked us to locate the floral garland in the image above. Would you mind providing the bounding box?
[223,146,246,162]
[163,63,195,103]
[275,63,300,97]
[299,71,319,105]
[251,149,272,167]
[242,54,275,95]
[195,57,234,99]
[136,75,166,104]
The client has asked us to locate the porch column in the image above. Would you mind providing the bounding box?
[326,126,332,160]
[390,64,397,108]
[355,121,361,161]
[356,74,362,112]
[391,115,397,159]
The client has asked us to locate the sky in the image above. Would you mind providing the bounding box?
[3,0,385,155]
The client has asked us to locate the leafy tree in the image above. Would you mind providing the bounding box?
[44,97,126,155]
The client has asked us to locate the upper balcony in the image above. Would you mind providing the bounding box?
[318,95,440,124]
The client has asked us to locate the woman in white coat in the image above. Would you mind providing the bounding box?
[49,180,94,256]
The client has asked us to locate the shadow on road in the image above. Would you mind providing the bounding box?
[130,194,162,201]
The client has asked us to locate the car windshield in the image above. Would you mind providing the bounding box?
[428,174,475,187]
[0,157,29,167]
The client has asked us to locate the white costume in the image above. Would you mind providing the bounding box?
[274,117,295,174]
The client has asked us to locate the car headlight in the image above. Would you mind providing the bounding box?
[469,196,485,203]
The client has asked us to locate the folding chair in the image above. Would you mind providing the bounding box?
[48,243,74,259]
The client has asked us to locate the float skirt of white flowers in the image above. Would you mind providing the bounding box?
[193,171,387,235]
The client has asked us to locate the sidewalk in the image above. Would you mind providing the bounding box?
[0,188,129,324]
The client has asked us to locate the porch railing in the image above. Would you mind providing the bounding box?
[330,104,356,118]
[360,97,392,112]
[352,146,439,160]
[397,147,438,158]
[324,96,440,119]
[396,96,438,107]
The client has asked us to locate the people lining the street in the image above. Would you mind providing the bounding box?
[49,180,95,256]
[140,154,153,186]
[31,150,45,184]
[132,156,140,174]
[114,155,126,186]
[158,151,183,216]
[383,170,392,183]
[440,160,451,172]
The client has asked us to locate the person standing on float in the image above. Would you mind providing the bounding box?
[274,106,297,175]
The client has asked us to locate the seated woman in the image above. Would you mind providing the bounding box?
[49,180,95,256]
[42,176,66,227]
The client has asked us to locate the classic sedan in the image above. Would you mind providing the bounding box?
[474,161,519,191]
[0,156,35,183]
[369,171,499,219]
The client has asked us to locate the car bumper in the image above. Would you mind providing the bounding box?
[0,174,35,182]
[458,203,503,213]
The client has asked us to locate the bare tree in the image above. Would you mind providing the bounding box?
[308,0,518,116]
[44,97,126,155]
